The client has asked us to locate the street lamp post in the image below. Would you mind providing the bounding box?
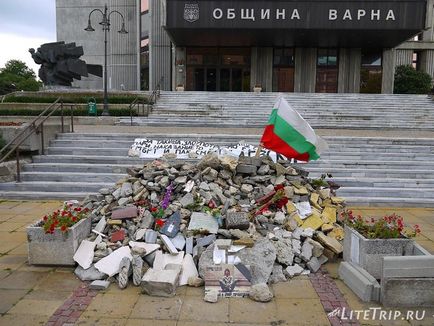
[85,4,128,116]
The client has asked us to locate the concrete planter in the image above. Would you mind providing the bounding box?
[27,217,91,266]
[343,225,414,279]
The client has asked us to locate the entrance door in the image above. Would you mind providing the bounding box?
[316,49,338,93]
[219,68,243,91]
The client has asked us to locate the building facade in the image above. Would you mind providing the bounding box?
[57,0,434,93]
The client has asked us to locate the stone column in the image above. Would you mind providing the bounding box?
[294,48,316,93]
[250,47,273,92]
[174,47,186,89]
[381,49,396,94]
[395,50,413,66]
[338,48,361,93]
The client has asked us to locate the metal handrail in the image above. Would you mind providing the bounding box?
[129,96,147,126]
[0,97,72,182]
[129,77,164,126]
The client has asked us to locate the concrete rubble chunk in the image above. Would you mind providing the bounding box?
[225,212,250,230]
[94,246,132,277]
[74,265,106,281]
[89,280,111,290]
[307,256,321,273]
[129,241,160,257]
[249,283,273,302]
[171,233,186,251]
[141,268,180,297]
[188,212,219,234]
[180,193,195,207]
[179,254,199,286]
[315,232,343,254]
[160,234,179,254]
[204,290,219,303]
[73,239,97,270]
[285,264,304,278]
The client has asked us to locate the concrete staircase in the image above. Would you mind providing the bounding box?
[119,92,434,130]
[1,132,434,207]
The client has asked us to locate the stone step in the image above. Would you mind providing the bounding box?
[0,191,90,200]
[326,177,434,188]
[343,196,434,207]
[307,168,433,179]
[22,163,134,174]
[32,155,145,165]
[0,181,112,193]
[20,172,125,183]
[337,187,434,199]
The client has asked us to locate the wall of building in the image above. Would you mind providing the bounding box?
[56,0,139,90]
[149,0,171,90]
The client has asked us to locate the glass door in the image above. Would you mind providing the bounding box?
[316,49,338,93]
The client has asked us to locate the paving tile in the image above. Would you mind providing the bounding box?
[0,201,21,209]
[274,298,330,325]
[184,285,203,297]
[82,293,138,318]
[416,240,434,254]
[7,243,28,256]
[0,289,28,313]
[34,271,82,292]
[178,296,229,323]
[0,222,27,232]
[272,279,319,299]
[17,264,55,273]
[228,298,279,324]
[176,322,229,326]
[0,241,22,255]
[0,270,11,280]
[0,231,27,242]
[126,319,177,326]
[23,289,72,301]
[7,298,64,316]
[0,254,27,270]
[129,296,183,320]
[0,271,48,290]
[103,283,142,296]
[0,313,47,326]
[75,316,128,326]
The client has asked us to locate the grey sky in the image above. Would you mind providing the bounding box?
[0,0,56,74]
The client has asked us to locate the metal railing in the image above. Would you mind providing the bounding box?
[129,77,164,126]
[0,97,74,182]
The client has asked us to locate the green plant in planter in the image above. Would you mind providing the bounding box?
[42,204,89,234]
[340,209,421,239]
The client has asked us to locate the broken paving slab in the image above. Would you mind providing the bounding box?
[188,212,219,234]
[111,206,138,220]
[73,236,100,270]
[129,241,160,257]
[153,250,185,271]
[141,268,180,297]
[94,246,132,277]
[179,254,199,286]
[225,211,250,230]
[160,234,179,254]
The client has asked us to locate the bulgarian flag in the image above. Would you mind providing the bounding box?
[260,97,328,162]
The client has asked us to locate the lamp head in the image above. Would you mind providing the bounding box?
[118,22,128,34]
[84,19,95,32]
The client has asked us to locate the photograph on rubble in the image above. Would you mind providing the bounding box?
[204,264,251,297]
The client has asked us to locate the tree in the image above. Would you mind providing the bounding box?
[394,65,433,94]
[0,60,41,95]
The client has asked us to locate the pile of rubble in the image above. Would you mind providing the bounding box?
[73,153,346,302]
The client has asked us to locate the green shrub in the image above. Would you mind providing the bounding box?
[394,65,433,94]
[3,95,149,104]
[0,107,136,117]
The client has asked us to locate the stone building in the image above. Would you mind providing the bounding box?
[56,0,434,93]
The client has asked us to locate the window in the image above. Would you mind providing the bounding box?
[273,48,295,92]
[316,49,338,93]
[360,50,382,93]
[141,0,149,13]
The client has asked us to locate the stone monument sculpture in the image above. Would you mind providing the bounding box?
[29,41,102,87]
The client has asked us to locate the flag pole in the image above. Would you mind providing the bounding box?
[255,143,263,158]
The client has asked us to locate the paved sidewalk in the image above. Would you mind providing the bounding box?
[0,201,433,326]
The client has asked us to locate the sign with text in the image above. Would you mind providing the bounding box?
[167,0,426,30]
[128,138,285,161]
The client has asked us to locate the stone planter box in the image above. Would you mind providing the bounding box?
[27,217,91,266]
[343,225,414,279]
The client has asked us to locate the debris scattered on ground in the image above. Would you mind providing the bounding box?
[75,153,346,302]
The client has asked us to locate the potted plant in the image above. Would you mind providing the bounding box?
[176,84,185,92]
[27,204,91,266]
[341,210,421,279]
[253,84,262,92]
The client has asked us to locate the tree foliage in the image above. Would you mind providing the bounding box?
[394,65,433,94]
[0,60,41,95]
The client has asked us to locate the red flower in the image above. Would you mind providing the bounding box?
[274,184,284,191]
[151,207,158,212]
[60,225,68,232]
[43,215,48,221]
[155,219,165,227]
